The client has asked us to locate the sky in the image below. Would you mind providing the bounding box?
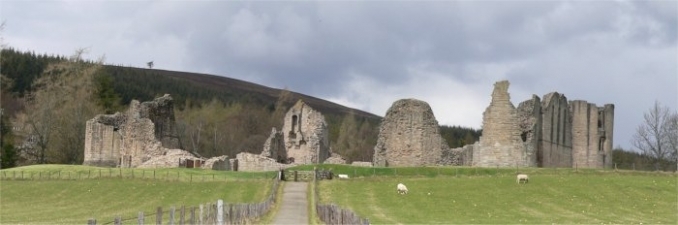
[2,1,676,150]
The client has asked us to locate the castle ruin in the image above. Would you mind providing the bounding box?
[472,81,530,167]
[465,80,614,169]
[83,94,228,169]
[373,98,450,167]
[235,100,340,171]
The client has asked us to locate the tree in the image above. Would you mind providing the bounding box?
[17,49,103,164]
[632,101,678,170]
[0,111,17,168]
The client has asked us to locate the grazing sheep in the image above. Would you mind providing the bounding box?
[516,174,529,184]
[337,174,349,179]
[397,183,408,194]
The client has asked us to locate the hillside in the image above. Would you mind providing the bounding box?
[110,66,380,120]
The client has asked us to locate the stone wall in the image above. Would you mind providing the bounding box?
[570,101,614,168]
[281,100,330,164]
[260,127,285,162]
[373,98,450,167]
[443,144,474,166]
[83,113,125,167]
[323,154,347,164]
[350,161,373,167]
[473,81,529,167]
[138,94,181,149]
[235,152,287,172]
[516,95,541,168]
[539,92,572,167]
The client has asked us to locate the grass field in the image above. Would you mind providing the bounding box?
[0,165,276,224]
[317,169,677,224]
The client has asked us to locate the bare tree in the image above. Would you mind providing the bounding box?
[633,101,678,170]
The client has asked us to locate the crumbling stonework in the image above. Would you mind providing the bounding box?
[83,112,125,167]
[84,94,225,169]
[235,152,287,172]
[136,149,200,168]
[138,94,180,149]
[373,98,450,167]
[260,128,286,162]
[351,161,373,167]
[570,101,614,168]
[323,155,347,164]
[466,80,614,169]
[443,144,474,166]
[473,81,530,167]
[539,92,572,167]
[516,95,541,167]
[281,100,330,164]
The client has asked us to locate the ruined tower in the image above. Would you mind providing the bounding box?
[282,100,330,164]
[570,101,614,168]
[473,80,531,167]
[373,98,450,167]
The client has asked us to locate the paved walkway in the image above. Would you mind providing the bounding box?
[271,182,309,225]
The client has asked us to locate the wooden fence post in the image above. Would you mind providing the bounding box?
[217,200,224,225]
[87,218,96,225]
[156,207,163,225]
[190,206,196,225]
[138,211,144,225]
[169,206,175,225]
[180,206,185,225]
[199,204,203,225]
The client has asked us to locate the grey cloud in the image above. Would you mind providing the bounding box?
[2,0,676,149]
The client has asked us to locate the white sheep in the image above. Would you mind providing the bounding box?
[337,174,349,179]
[397,183,408,194]
[516,174,529,184]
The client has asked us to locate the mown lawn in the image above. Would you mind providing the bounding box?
[318,172,678,224]
[0,165,275,224]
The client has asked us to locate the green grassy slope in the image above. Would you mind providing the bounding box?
[0,165,275,224]
[318,171,677,224]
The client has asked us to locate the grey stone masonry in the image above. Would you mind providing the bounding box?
[516,95,541,167]
[570,101,614,169]
[84,94,228,169]
[473,81,529,167]
[539,92,572,167]
[373,98,450,167]
[282,100,330,164]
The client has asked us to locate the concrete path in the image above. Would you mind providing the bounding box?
[271,182,309,225]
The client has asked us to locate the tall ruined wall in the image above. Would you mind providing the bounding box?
[516,95,541,167]
[118,100,165,168]
[260,127,286,162]
[281,100,330,164]
[539,92,572,167]
[83,113,125,167]
[570,101,614,169]
[138,94,180,149]
[602,104,614,168]
[473,81,530,167]
[373,98,449,167]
